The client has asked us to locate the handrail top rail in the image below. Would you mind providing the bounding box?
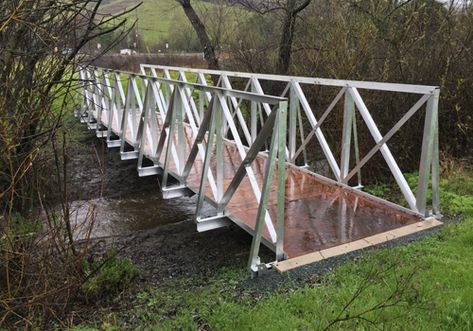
[141,64,439,95]
[84,66,287,105]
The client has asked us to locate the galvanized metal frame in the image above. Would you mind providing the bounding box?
[77,64,441,275]
[140,64,441,218]
[78,66,289,274]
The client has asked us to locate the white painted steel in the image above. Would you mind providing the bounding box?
[79,64,441,275]
[140,64,438,94]
[348,87,418,211]
[78,66,288,274]
[142,64,439,218]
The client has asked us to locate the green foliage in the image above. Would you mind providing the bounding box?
[365,166,473,217]
[7,213,42,237]
[103,0,473,170]
[363,182,390,197]
[81,250,139,301]
[442,192,473,216]
[101,0,239,52]
[406,170,473,217]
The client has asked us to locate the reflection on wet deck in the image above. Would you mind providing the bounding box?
[98,109,422,259]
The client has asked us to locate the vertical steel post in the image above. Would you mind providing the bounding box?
[131,76,144,144]
[416,89,440,217]
[78,69,86,120]
[86,69,94,125]
[120,78,133,155]
[250,80,257,143]
[106,73,115,142]
[288,83,298,162]
[137,79,151,171]
[162,88,179,188]
[130,78,137,141]
[258,103,269,151]
[94,69,104,134]
[89,68,97,124]
[196,95,217,218]
[113,74,123,135]
[91,69,101,125]
[248,104,283,273]
[215,99,224,213]
[223,95,229,137]
[276,101,288,261]
[82,68,89,123]
[341,89,355,180]
[176,85,185,175]
[431,110,441,217]
[352,109,362,187]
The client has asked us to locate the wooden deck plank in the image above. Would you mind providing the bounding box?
[274,218,442,272]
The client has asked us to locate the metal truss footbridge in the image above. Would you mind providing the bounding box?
[76,64,442,275]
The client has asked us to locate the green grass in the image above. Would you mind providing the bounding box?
[101,0,220,49]
[82,249,139,302]
[120,70,212,105]
[74,162,473,330]
[364,166,473,217]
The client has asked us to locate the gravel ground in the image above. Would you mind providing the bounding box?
[236,220,450,294]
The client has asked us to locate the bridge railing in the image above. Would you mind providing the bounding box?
[140,64,440,219]
[77,66,289,273]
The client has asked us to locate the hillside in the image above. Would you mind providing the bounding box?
[100,0,218,49]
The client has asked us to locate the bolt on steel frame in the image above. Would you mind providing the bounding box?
[140,64,441,219]
[77,66,289,274]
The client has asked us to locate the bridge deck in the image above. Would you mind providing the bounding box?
[98,110,425,259]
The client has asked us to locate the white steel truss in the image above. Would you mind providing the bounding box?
[77,64,441,275]
[140,64,441,218]
[77,66,289,274]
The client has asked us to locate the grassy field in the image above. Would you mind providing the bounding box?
[101,0,218,49]
[72,160,473,330]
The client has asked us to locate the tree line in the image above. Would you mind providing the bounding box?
[179,0,473,174]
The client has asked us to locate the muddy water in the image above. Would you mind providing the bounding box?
[67,130,264,283]
[69,131,197,240]
[69,194,197,240]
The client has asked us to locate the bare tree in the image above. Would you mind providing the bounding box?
[176,0,219,69]
[0,0,139,211]
[0,0,139,327]
[237,0,312,74]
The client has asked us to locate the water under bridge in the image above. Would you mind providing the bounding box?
[76,64,442,275]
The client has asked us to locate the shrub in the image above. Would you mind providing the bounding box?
[82,250,139,301]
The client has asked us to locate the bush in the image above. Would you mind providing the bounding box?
[364,159,473,216]
[82,250,139,301]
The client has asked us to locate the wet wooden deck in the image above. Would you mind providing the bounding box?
[97,110,432,261]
